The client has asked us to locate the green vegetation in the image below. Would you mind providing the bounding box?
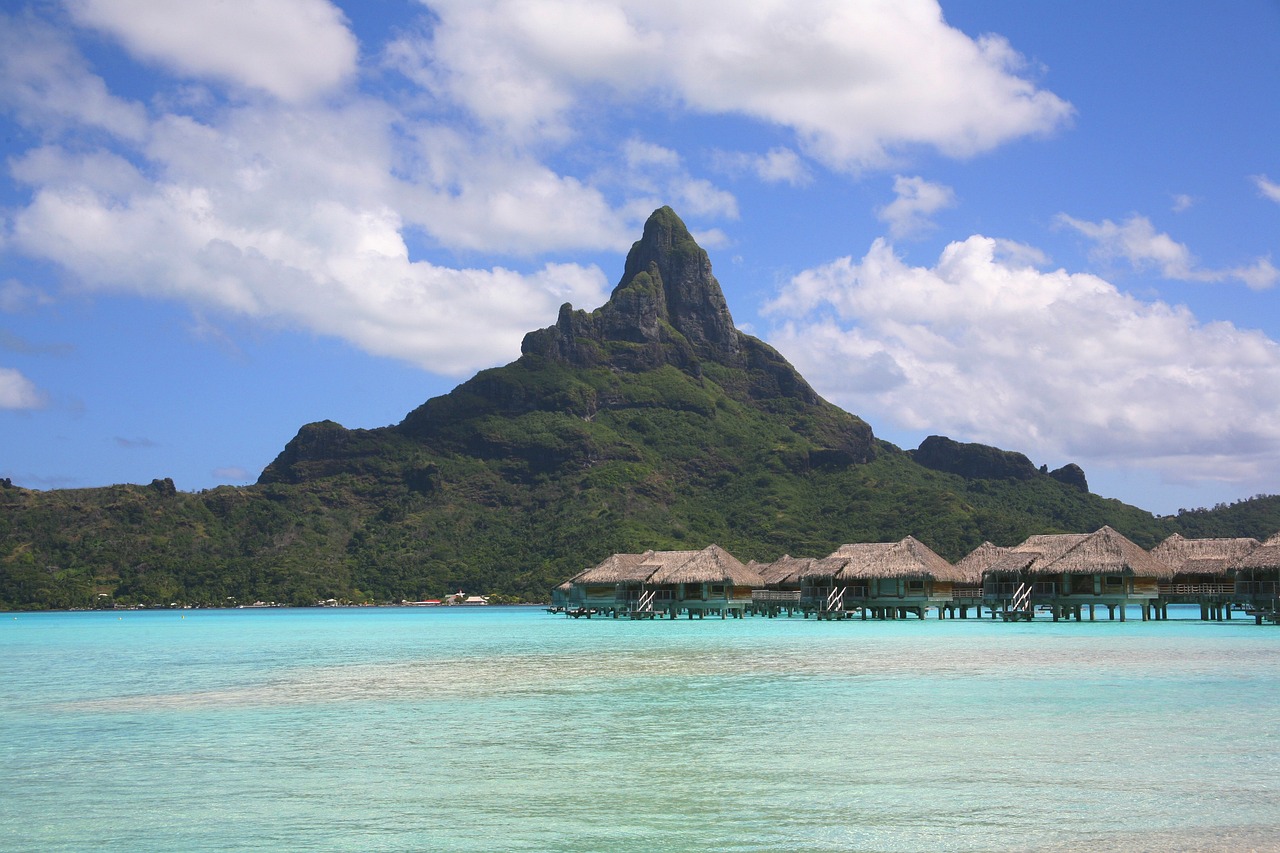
[3,207,1277,610]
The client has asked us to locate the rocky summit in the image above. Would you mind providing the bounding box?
[392,206,875,470]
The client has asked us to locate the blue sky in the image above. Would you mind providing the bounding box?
[2,0,1279,517]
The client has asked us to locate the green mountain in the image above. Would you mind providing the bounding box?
[3,208,1278,610]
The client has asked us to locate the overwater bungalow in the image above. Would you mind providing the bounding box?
[836,536,965,620]
[952,541,1010,617]
[983,527,1172,621]
[643,544,766,619]
[1150,534,1260,620]
[1232,533,1280,623]
[560,551,653,617]
[798,548,882,617]
[748,555,811,616]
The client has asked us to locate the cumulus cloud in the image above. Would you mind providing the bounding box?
[2,26,616,376]
[0,11,146,139]
[1058,213,1278,291]
[0,279,53,314]
[764,236,1280,490]
[1254,174,1280,204]
[403,0,1072,169]
[714,147,812,187]
[876,175,956,239]
[0,367,46,409]
[10,165,609,374]
[1,0,1071,384]
[612,139,739,220]
[65,0,358,101]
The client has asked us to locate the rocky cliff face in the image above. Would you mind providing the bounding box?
[912,435,1039,481]
[911,434,1090,491]
[521,206,742,370]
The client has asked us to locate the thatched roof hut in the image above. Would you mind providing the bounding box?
[1150,534,1260,577]
[646,545,766,587]
[953,541,1011,584]
[1024,527,1173,579]
[754,555,815,585]
[837,536,963,582]
[574,551,656,584]
[796,554,855,581]
[1235,539,1280,571]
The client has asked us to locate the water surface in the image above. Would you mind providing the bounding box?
[2,607,1276,851]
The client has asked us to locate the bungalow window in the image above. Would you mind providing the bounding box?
[906,580,925,594]
[709,584,726,598]
[1104,575,1124,589]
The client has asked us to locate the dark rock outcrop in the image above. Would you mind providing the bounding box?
[521,206,741,370]
[912,435,1038,481]
[1049,463,1089,492]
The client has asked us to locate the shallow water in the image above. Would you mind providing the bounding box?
[2,606,1276,852]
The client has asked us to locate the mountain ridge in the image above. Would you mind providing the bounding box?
[3,207,1278,609]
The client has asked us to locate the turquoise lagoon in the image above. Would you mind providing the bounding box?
[2,606,1277,852]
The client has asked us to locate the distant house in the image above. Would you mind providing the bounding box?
[559,545,765,618]
[643,545,765,619]
[1150,534,1259,620]
[982,527,1172,621]
[748,555,811,616]
[1232,533,1280,620]
[836,536,965,619]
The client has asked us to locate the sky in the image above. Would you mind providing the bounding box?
[2,0,1279,517]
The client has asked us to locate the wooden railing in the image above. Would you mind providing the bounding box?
[1158,583,1234,596]
[751,590,801,603]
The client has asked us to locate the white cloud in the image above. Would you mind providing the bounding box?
[0,367,46,409]
[66,0,358,101]
[764,236,1280,492]
[407,0,1072,169]
[876,175,956,239]
[0,0,1071,386]
[1058,213,1278,291]
[10,168,609,374]
[0,12,147,139]
[609,138,739,221]
[1253,174,1280,204]
[715,147,812,186]
[1171,193,1194,213]
[0,279,54,313]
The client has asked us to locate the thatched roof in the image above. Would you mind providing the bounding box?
[836,536,962,581]
[953,541,1011,583]
[1014,533,1091,571]
[983,551,1034,574]
[755,555,814,585]
[1029,527,1173,579]
[1150,534,1259,576]
[1235,542,1280,570]
[983,532,1089,575]
[647,545,766,586]
[796,554,855,580]
[574,551,656,584]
